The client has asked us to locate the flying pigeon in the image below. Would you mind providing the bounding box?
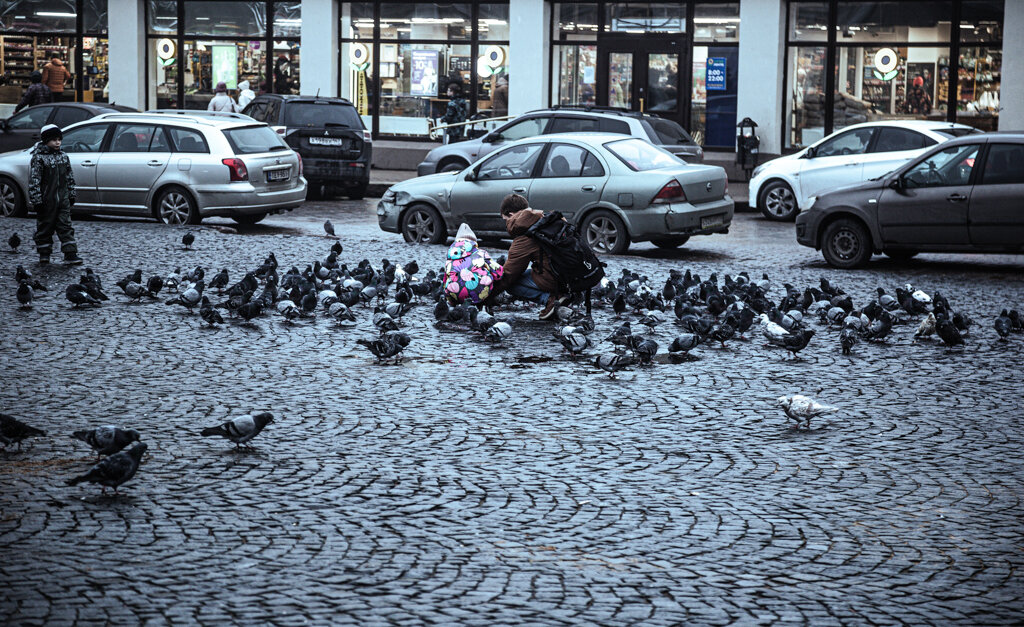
[776,395,838,429]
[66,442,147,493]
[0,413,46,450]
[201,412,274,448]
[182,231,195,250]
[8,232,19,252]
[72,425,141,458]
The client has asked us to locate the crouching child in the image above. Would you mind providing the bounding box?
[443,223,503,305]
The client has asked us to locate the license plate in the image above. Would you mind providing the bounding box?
[701,214,724,229]
[266,168,290,182]
[309,137,346,146]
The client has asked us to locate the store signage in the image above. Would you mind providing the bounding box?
[706,57,727,91]
[410,50,439,97]
[350,43,369,69]
[249,41,261,50]
[873,48,899,81]
[212,45,238,90]
[157,38,175,60]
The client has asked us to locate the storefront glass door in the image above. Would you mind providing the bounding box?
[599,37,686,130]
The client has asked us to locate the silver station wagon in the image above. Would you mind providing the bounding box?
[0,111,306,225]
[380,133,732,255]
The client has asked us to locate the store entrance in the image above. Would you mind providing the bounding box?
[597,37,687,130]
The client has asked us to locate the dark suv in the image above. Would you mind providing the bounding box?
[241,95,370,199]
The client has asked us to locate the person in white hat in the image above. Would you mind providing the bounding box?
[29,124,81,264]
[237,80,255,108]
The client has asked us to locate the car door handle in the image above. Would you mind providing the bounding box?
[511,187,526,193]
[947,193,967,202]
[844,162,860,166]
[581,185,596,192]
[79,160,95,167]
[147,160,164,167]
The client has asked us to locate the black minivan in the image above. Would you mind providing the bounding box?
[241,95,371,199]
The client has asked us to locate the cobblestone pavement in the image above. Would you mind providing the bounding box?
[1,201,1023,625]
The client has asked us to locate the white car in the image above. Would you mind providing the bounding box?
[749,120,981,221]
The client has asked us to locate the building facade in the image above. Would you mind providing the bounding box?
[3,1,1020,155]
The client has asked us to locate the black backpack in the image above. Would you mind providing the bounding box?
[526,211,606,295]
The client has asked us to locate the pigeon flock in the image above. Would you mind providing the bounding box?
[3,224,1023,491]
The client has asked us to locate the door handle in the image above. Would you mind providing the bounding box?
[947,193,967,202]
[79,161,95,167]
[844,162,860,166]
[581,185,596,192]
[147,160,164,167]
[511,187,526,193]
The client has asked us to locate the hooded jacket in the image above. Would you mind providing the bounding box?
[15,83,51,112]
[237,81,256,108]
[28,142,76,208]
[491,209,559,297]
[41,59,71,94]
[443,225,503,304]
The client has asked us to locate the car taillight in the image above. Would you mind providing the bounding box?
[652,179,685,204]
[296,154,303,178]
[724,179,728,195]
[222,158,248,181]
[362,130,372,142]
[272,126,286,135]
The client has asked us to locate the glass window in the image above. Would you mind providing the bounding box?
[8,106,53,129]
[608,52,632,108]
[835,2,951,44]
[274,2,301,38]
[378,43,471,137]
[244,101,267,121]
[167,127,209,153]
[479,4,509,41]
[788,2,829,42]
[549,117,601,133]
[340,41,373,128]
[646,53,679,113]
[956,47,1000,132]
[147,0,177,34]
[83,38,109,103]
[934,127,983,139]
[903,143,979,187]
[148,37,178,110]
[179,41,268,110]
[477,143,545,180]
[643,117,694,145]
[110,124,159,152]
[380,3,471,40]
[581,152,605,177]
[83,0,108,34]
[541,144,590,177]
[51,107,93,128]
[961,1,1003,43]
[553,45,597,107]
[497,116,548,141]
[870,127,935,152]
[223,125,289,154]
[340,2,374,39]
[980,144,1024,185]
[284,102,364,129]
[814,127,874,157]
[694,3,739,43]
[554,3,598,40]
[605,3,685,34]
[272,44,300,95]
[786,46,827,147]
[184,1,267,38]
[604,137,681,171]
[601,119,630,134]
[61,123,109,153]
[0,0,76,33]
[150,127,171,151]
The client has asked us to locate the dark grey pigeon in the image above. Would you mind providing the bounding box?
[201,412,274,448]
[0,413,46,450]
[595,353,633,378]
[182,231,195,249]
[66,443,147,493]
[72,425,141,458]
[66,283,101,307]
[17,280,32,308]
[324,220,336,237]
[8,232,19,252]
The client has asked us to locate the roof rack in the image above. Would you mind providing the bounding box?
[543,105,646,118]
[144,109,254,121]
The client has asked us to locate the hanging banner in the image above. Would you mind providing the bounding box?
[410,50,439,97]
[212,45,238,89]
[357,71,368,115]
[706,57,727,91]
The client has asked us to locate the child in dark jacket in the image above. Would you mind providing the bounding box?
[29,124,81,265]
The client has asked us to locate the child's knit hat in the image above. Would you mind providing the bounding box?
[40,124,62,143]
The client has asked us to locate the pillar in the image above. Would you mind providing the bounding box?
[509,0,550,116]
[736,0,786,154]
[300,0,339,97]
[107,0,146,110]
[1000,0,1024,130]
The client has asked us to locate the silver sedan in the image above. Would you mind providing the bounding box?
[379,133,732,254]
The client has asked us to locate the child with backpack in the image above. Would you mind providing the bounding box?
[443,223,503,305]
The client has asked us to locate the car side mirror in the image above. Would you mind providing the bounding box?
[803,146,816,159]
[0,119,7,131]
[463,168,476,182]
[484,132,502,144]
[888,177,903,190]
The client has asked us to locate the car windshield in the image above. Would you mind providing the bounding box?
[224,125,289,154]
[604,138,682,171]
[933,127,984,139]
[284,102,364,129]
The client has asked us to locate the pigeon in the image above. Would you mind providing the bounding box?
[66,442,147,493]
[277,300,301,322]
[776,395,838,429]
[182,231,195,249]
[0,413,46,450]
[121,281,148,302]
[66,283,102,307]
[936,318,965,350]
[324,219,336,237]
[330,240,344,256]
[995,309,1012,340]
[8,232,19,252]
[433,298,450,322]
[146,275,164,298]
[840,323,859,356]
[208,268,230,292]
[16,280,32,308]
[77,271,109,301]
[199,296,224,326]
[328,301,357,325]
[757,314,791,346]
[15,264,30,284]
[201,412,274,448]
[166,279,204,311]
[373,311,399,333]
[629,336,659,365]
[237,297,263,323]
[782,329,815,359]
[863,311,893,342]
[914,313,937,339]
[638,310,666,333]
[484,321,512,343]
[605,321,633,350]
[669,333,701,357]
[595,353,633,378]
[72,426,141,458]
[557,332,591,358]
[357,335,406,363]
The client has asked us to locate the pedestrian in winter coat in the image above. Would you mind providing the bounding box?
[41,57,71,101]
[237,80,256,108]
[208,82,239,113]
[491,75,509,117]
[443,223,504,305]
[29,124,81,265]
[443,82,468,143]
[488,193,564,320]
[15,71,52,112]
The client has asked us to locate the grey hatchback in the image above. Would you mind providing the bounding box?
[795,132,1024,268]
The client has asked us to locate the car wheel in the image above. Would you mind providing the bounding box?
[232,213,267,225]
[348,183,367,200]
[582,210,630,255]
[884,251,918,261]
[155,186,201,225]
[0,176,26,218]
[759,180,799,222]
[439,159,468,173]
[821,218,872,269]
[401,204,446,244]
[651,236,690,249]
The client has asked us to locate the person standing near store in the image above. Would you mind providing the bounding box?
[41,57,71,102]
[443,82,468,143]
[15,71,52,113]
[492,75,509,117]
[208,82,239,113]
[904,76,932,115]
[30,124,82,266]
[237,80,256,108]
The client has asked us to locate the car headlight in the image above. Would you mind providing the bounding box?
[382,189,396,203]
[751,164,766,179]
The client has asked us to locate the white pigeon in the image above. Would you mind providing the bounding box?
[914,312,937,339]
[757,313,791,346]
[906,285,932,305]
[776,395,838,428]
[484,321,512,342]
